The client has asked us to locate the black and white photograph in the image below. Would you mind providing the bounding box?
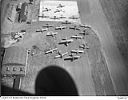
[1,0,128,98]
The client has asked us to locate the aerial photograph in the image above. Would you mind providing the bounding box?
[1,0,128,96]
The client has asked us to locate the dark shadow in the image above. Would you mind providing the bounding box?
[1,65,78,96]
[1,85,33,96]
[35,65,78,96]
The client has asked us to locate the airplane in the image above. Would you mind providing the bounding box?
[81,29,89,35]
[71,35,83,39]
[69,16,79,19]
[38,14,49,18]
[42,24,53,28]
[79,43,90,49]
[57,4,65,8]
[79,31,88,35]
[58,39,73,46]
[79,24,91,28]
[69,26,80,30]
[54,9,65,13]
[45,48,58,54]
[70,49,84,54]
[50,16,60,20]
[55,26,67,30]
[36,28,48,32]
[42,8,51,12]
[54,51,68,59]
[46,31,58,37]
[61,20,72,24]
[59,15,66,19]
[64,55,81,62]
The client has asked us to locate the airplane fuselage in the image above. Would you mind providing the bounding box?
[71,35,83,39]
[71,50,84,54]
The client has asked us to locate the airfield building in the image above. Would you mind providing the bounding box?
[18,2,28,22]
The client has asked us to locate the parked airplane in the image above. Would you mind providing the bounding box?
[61,20,72,24]
[59,15,66,19]
[50,16,60,20]
[71,35,83,39]
[69,16,79,19]
[79,43,90,49]
[79,24,91,28]
[42,24,53,28]
[69,26,80,30]
[42,8,51,12]
[38,14,49,18]
[71,49,84,54]
[54,51,68,59]
[46,31,58,37]
[55,26,67,30]
[79,30,89,35]
[64,55,80,62]
[54,9,65,13]
[58,39,73,46]
[45,48,58,54]
[57,4,65,8]
[36,28,48,32]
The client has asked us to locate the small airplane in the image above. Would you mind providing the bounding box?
[58,39,73,46]
[50,16,60,20]
[59,15,66,19]
[54,51,68,59]
[69,16,79,19]
[42,24,53,28]
[54,9,65,13]
[79,29,89,35]
[36,28,48,32]
[55,26,67,30]
[69,26,80,30]
[71,35,83,39]
[46,31,58,37]
[79,31,87,35]
[79,43,90,49]
[70,49,84,54]
[38,14,49,18]
[57,4,65,8]
[42,8,51,12]
[79,24,91,28]
[64,55,81,62]
[45,48,58,54]
[61,20,72,24]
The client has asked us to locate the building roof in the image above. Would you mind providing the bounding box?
[19,2,28,22]
[2,46,27,66]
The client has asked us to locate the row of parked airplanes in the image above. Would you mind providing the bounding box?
[36,22,91,43]
[44,42,89,61]
[38,14,79,20]
[41,4,65,13]
[34,22,90,61]
[39,4,79,20]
